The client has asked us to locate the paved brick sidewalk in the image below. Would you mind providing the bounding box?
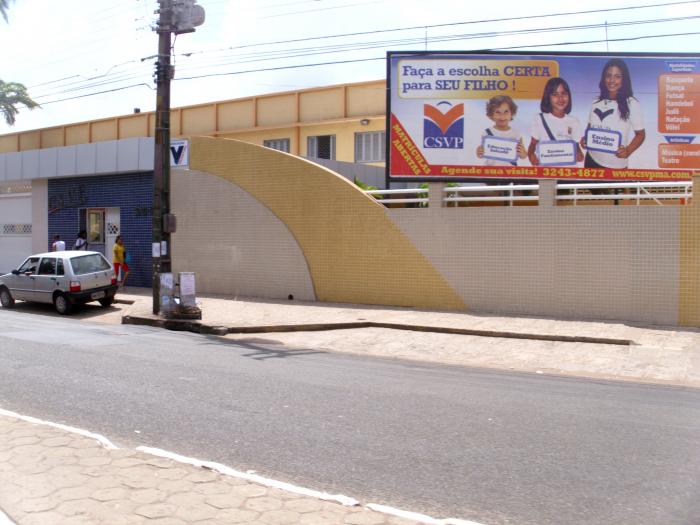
[111,288,700,388]
[0,412,454,525]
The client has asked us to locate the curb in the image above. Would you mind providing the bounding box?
[121,315,632,345]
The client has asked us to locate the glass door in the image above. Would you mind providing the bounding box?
[87,209,105,255]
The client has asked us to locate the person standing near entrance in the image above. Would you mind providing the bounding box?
[51,234,65,251]
[73,230,88,250]
[112,235,129,287]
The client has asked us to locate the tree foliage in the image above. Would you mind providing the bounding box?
[1,0,12,22]
[0,80,39,125]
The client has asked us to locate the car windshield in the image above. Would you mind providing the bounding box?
[70,254,111,275]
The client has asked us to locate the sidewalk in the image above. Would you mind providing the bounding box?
[115,287,700,388]
[0,409,436,525]
[2,288,699,524]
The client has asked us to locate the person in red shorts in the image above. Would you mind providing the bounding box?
[112,235,129,288]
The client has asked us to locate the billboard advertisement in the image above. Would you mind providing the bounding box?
[387,51,699,182]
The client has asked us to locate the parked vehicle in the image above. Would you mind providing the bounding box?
[0,251,118,315]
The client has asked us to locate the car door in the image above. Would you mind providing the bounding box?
[8,256,40,301]
[34,257,59,304]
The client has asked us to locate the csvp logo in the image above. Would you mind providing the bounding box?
[423,102,464,149]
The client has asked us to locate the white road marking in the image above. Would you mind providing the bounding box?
[138,446,484,524]
[137,446,359,506]
[0,408,482,524]
[366,503,485,525]
[0,407,118,449]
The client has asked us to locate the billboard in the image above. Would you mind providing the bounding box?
[387,51,699,182]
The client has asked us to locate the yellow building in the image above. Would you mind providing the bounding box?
[0,80,387,165]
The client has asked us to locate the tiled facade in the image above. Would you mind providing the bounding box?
[180,136,699,327]
[188,137,465,311]
[47,173,153,287]
[171,169,316,301]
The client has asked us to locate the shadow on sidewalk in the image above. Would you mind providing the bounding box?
[200,333,326,360]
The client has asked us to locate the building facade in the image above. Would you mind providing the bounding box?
[0,80,387,276]
[0,80,387,165]
[1,81,699,328]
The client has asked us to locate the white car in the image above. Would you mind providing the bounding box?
[0,251,118,315]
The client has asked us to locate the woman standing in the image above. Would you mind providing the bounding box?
[112,235,129,287]
[582,58,646,169]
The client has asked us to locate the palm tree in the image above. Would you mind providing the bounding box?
[1,0,40,124]
[0,0,12,22]
[0,80,39,125]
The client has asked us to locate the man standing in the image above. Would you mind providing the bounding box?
[51,234,65,251]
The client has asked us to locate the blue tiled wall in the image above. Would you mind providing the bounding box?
[48,173,153,288]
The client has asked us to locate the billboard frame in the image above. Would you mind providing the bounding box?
[385,49,700,186]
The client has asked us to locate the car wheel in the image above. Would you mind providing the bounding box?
[53,293,73,315]
[99,297,114,308]
[0,287,15,308]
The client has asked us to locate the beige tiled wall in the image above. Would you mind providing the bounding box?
[170,169,316,301]
[389,206,681,324]
[182,136,697,327]
[187,137,465,311]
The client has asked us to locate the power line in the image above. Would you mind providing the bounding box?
[39,11,694,96]
[31,27,700,107]
[38,83,154,106]
[175,0,700,57]
[170,15,700,72]
[173,30,700,81]
[17,0,699,94]
[15,2,700,107]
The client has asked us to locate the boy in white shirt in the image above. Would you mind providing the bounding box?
[476,95,527,166]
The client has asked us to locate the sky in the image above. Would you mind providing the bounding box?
[1,0,699,134]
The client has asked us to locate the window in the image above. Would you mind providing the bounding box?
[87,209,105,244]
[307,135,336,160]
[18,257,39,274]
[264,139,291,153]
[57,259,65,276]
[38,258,57,275]
[354,131,385,163]
[70,254,111,275]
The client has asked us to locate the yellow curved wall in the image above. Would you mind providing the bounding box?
[189,136,466,311]
[680,175,700,326]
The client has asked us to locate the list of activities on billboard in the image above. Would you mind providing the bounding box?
[387,51,699,182]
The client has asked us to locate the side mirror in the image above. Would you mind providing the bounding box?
[11,269,19,275]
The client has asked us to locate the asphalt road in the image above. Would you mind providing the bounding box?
[1,309,699,525]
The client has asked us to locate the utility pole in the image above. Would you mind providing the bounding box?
[152,0,205,315]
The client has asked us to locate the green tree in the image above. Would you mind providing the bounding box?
[0,80,39,125]
[1,1,40,125]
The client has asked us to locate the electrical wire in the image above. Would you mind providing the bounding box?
[31,10,699,102]
[13,1,700,107]
[175,0,700,56]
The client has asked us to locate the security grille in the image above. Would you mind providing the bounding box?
[2,224,32,235]
[307,135,336,160]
